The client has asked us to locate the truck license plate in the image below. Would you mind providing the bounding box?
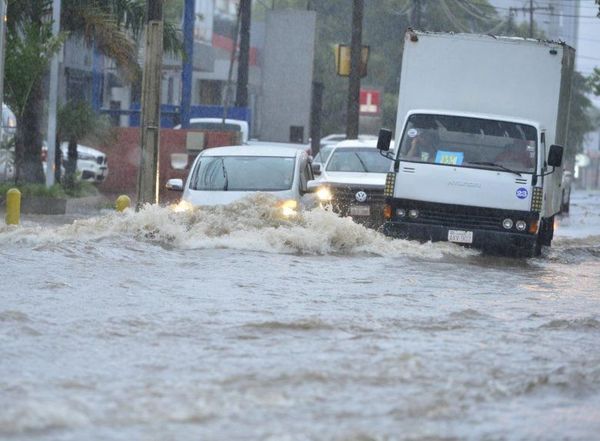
[448,230,473,244]
[350,205,370,216]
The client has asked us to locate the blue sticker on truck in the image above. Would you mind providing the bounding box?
[516,187,528,199]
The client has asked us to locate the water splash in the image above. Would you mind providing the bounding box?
[0,195,476,258]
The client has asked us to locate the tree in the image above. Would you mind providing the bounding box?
[57,100,114,189]
[590,67,600,97]
[5,0,181,184]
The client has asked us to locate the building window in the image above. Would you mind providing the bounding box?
[197,80,223,105]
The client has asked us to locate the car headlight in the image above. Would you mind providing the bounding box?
[279,199,298,217]
[316,186,333,202]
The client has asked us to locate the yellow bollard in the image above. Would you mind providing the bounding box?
[6,188,21,225]
[115,195,131,212]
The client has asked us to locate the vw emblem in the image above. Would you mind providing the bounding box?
[355,191,368,203]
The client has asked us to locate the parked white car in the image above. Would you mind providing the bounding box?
[42,142,109,184]
[174,118,249,144]
[312,139,394,227]
[1,103,17,144]
[166,144,315,217]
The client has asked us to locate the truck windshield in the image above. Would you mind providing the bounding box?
[327,147,392,173]
[398,114,537,174]
[190,156,296,191]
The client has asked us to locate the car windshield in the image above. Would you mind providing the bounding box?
[313,145,334,164]
[398,114,537,173]
[189,156,296,191]
[326,147,392,173]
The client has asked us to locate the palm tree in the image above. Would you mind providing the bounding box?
[5,0,181,183]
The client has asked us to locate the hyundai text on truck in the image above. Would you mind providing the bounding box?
[377,31,574,257]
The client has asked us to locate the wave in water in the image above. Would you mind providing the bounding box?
[0,195,476,259]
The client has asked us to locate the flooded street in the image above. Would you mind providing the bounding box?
[1,191,600,441]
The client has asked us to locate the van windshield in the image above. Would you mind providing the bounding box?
[398,114,537,174]
[190,156,296,191]
[189,122,242,133]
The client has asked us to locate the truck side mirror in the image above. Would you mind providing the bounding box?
[548,145,564,167]
[311,163,322,175]
[377,128,393,152]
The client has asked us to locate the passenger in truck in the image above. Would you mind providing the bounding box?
[494,139,534,170]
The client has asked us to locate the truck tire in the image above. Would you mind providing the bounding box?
[540,216,555,247]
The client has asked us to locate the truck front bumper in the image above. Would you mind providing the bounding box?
[383,221,536,254]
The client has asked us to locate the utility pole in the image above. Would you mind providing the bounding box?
[346,0,363,139]
[411,0,422,28]
[510,1,554,38]
[45,0,61,188]
[0,0,6,145]
[180,0,194,129]
[136,0,164,207]
[235,0,251,107]
[222,3,241,124]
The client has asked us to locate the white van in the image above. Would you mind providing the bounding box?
[173,118,249,144]
[166,144,315,216]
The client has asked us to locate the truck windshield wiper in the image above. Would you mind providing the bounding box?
[220,158,229,190]
[466,161,522,177]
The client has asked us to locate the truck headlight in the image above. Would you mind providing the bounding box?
[502,218,513,229]
[396,208,407,218]
[515,220,527,231]
[316,187,333,202]
[408,209,419,219]
[279,199,298,217]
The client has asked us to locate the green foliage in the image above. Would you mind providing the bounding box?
[567,72,594,155]
[0,181,98,201]
[589,67,600,97]
[0,183,67,199]
[58,101,115,145]
[3,22,68,121]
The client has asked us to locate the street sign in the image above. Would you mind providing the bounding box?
[359,89,380,115]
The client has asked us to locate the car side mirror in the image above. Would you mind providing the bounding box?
[311,163,322,176]
[377,128,393,152]
[166,178,184,191]
[548,144,564,168]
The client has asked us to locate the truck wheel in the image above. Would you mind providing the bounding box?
[540,216,554,247]
[533,234,542,257]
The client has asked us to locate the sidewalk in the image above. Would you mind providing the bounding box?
[1,194,113,226]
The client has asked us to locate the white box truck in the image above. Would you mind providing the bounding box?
[377,30,574,256]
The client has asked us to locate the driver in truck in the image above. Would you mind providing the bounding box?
[405,130,437,162]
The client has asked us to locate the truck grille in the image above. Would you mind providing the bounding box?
[417,208,506,231]
[391,199,536,233]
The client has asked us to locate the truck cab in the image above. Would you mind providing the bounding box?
[379,110,563,256]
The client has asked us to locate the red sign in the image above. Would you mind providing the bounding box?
[359,89,380,115]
